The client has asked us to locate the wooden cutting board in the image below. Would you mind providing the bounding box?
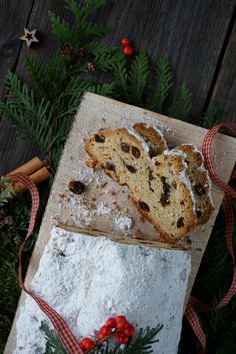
[4,93,236,353]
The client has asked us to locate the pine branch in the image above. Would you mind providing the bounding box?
[0,179,12,207]
[93,53,122,72]
[65,0,106,21]
[113,56,129,101]
[170,81,192,120]
[0,71,53,155]
[48,11,77,48]
[40,322,67,354]
[84,42,117,56]
[200,102,218,129]
[149,58,173,113]
[25,55,67,102]
[65,0,110,39]
[127,53,149,106]
[121,325,163,354]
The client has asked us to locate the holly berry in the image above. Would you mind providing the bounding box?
[79,338,96,351]
[99,325,111,337]
[116,316,129,331]
[123,45,133,56]
[117,335,129,345]
[116,315,127,322]
[121,37,130,46]
[97,331,106,341]
[124,325,135,337]
[106,317,117,328]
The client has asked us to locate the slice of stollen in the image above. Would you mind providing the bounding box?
[85,128,197,241]
[132,123,214,224]
[174,144,214,224]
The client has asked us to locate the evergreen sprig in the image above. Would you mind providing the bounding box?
[127,52,149,106]
[0,179,12,207]
[149,58,173,113]
[0,72,53,154]
[41,323,68,354]
[200,102,218,129]
[170,81,192,120]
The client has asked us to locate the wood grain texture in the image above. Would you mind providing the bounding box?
[0,0,34,100]
[211,20,236,123]
[4,93,236,353]
[95,0,236,119]
[1,0,236,175]
[0,0,71,176]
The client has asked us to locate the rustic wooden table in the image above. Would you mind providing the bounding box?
[0,0,236,176]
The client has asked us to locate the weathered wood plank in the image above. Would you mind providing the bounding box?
[0,0,35,100]
[0,0,235,175]
[211,20,236,124]
[0,0,71,176]
[96,0,236,119]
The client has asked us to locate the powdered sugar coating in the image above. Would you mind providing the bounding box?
[125,128,151,157]
[114,215,134,233]
[14,227,191,354]
[163,151,196,212]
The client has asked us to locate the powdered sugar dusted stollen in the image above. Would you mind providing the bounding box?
[85,128,197,241]
[175,144,214,224]
[14,226,191,354]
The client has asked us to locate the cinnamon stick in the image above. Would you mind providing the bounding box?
[7,157,47,177]
[11,167,50,195]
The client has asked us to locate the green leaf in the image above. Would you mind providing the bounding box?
[48,11,77,47]
[170,81,192,120]
[0,71,53,154]
[65,0,106,22]
[121,325,163,354]
[93,53,121,72]
[200,102,218,129]
[65,0,110,40]
[149,58,173,113]
[127,53,149,106]
[113,55,129,100]
[25,54,67,102]
[0,179,12,207]
[40,322,67,354]
[84,42,117,56]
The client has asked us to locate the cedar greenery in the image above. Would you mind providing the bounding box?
[0,179,12,207]
[0,0,233,353]
[170,81,192,120]
[40,322,163,354]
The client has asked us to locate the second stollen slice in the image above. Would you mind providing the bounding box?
[85,128,197,241]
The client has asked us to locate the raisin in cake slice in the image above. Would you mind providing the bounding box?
[85,128,197,241]
[175,144,214,224]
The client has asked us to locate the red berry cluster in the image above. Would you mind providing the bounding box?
[120,38,134,56]
[99,315,135,344]
[79,315,135,352]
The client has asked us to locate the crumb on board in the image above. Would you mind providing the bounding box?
[85,159,97,169]
[58,193,70,202]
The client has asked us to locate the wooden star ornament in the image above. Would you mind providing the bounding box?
[20,28,39,47]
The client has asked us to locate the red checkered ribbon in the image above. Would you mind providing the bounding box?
[10,173,83,354]
[185,122,236,352]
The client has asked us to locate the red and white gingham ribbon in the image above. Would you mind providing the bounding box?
[185,122,236,352]
[10,173,83,354]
